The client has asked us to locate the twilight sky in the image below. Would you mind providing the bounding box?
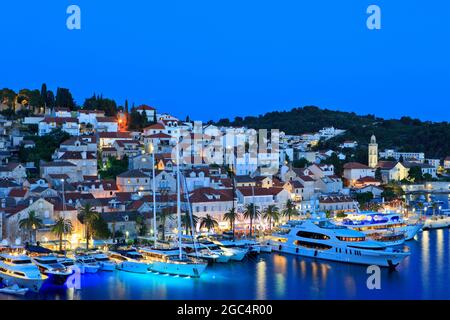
[0,0,449,122]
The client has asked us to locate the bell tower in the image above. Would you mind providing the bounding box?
[368,135,378,168]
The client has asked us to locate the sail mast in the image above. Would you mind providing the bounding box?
[176,142,182,260]
[152,144,157,247]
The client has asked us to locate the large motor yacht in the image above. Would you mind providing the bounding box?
[0,254,47,292]
[336,211,423,241]
[107,249,152,274]
[27,246,74,285]
[268,219,410,268]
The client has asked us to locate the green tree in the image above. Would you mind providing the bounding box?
[19,211,43,243]
[135,214,147,236]
[263,205,280,231]
[223,208,239,238]
[77,203,100,250]
[356,192,374,206]
[408,166,423,182]
[243,203,261,237]
[181,213,199,235]
[55,87,76,110]
[199,214,219,233]
[159,207,175,241]
[282,199,297,221]
[51,217,73,252]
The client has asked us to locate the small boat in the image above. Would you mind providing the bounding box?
[74,254,100,273]
[210,239,249,261]
[423,215,450,229]
[108,249,152,274]
[0,254,47,292]
[91,252,116,271]
[0,284,29,296]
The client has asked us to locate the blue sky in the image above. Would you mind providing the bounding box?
[0,0,449,121]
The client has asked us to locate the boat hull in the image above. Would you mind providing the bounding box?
[150,261,207,278]
[0,272,47,293]
[270,241,409,268]
[116,261,151,274]
[423,217,450,230]
[98,262,116,271]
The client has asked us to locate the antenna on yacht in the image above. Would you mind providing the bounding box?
[176,142,183,260]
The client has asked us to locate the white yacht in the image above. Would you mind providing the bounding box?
[181,242,220,263]
[368,231,406,247]
[211,239,249,261]
[195,240,233,263]
[91,252,116,271]
[0,254,47,293]
[337,212,423,241]
[108,249,152,274]
[29,255,74,285]
[139,247,208,278]
[423,210,450,229]
[268,219,410,268]
[74,254,100,273]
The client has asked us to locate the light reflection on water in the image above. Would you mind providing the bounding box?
[2,228,448,300]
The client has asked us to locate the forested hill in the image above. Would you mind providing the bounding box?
[214,106,450,158]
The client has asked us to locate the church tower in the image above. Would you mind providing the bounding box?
[368,135,378,168]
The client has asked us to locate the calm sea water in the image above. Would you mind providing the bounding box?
[2,228,449,300]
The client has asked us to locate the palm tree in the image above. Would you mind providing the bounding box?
[199,214,219,233]
[77,203,100,250]
[282,199,297,221]
[263,205,280,231]
[417,202,424,218]
[223,208,239,239]
[243,203,261,237]
[51,217,73,252]
[19,211,43,244]
[135,214,147,236]
[181,212,199,235]
[159,207,175,241]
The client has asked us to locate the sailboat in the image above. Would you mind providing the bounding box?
[139,142,207,278]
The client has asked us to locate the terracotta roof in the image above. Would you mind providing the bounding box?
[188,187,234,203]
[0,163,22,172]
[377,161,398,170]
[297,175,315,182]
[64,192,95,202]
[343,162,370,170]
[146,133,172,139]
[356,176,379,183]
[136,105,156,111]
[237,186,284,197]
[144,123,165,130]
[59,151,96,160]
[8,188,28,197]
[41,161,76,167]
[98,132,132,139]
[42,117,78,124]
[291,180,304,189]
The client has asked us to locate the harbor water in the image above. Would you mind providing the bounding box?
[1,228,449,300]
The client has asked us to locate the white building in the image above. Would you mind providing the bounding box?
[39,117,80,136]
[379,149,425,163]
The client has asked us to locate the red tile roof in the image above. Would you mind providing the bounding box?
[8,188,28,198]
[137,105,156,111]
[343,162,370,170]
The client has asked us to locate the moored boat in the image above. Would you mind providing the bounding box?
[0,253,47,292]
[269,219,410,268]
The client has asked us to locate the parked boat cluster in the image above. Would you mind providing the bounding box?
[0,208,447,297]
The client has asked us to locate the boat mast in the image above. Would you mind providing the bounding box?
[152,143,157,247]
[176,142,182,260]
